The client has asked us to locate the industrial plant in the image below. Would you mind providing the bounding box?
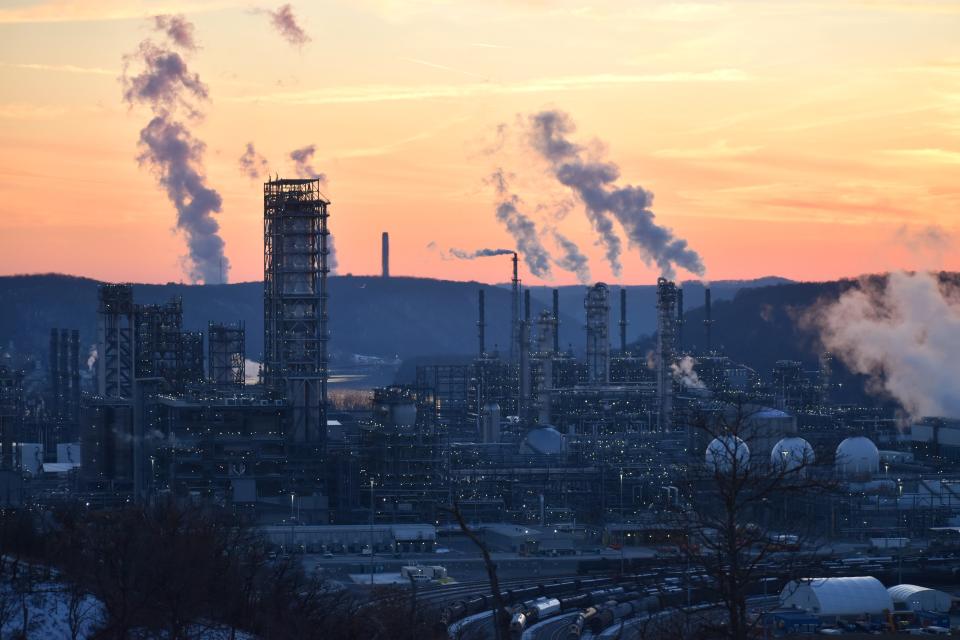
[1,176,960,639]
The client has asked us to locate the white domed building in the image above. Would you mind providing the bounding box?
[771,437,815,472]
[835,436,880,478]
[706,435,750,474]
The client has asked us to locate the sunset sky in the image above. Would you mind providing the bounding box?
[1,0,959,286]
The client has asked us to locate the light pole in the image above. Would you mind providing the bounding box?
[619,469,625,575]
[290,492,295,521]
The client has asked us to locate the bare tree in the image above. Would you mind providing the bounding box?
[441,501,511,640]
[669,401,838,640]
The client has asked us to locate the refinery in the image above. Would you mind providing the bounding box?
[0,176,959,638]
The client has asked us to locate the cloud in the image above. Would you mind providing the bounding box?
[882,148,960,165]
[154,14,197,50]
[0,0,244,24]
[227,69,749,106]
[652,139,761,159]
[238,142,269,179]
[266,4,310,47]
[0,62,116,76]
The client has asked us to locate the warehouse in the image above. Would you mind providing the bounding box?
[888,584,953,613]
[780,577,893,617]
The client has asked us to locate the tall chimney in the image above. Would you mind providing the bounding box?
[477,289,485,357]
[70,329,80,423]
[676,288,684,352]
[552,288,560,353]
[704,287,714,353]
[510,253,520,366]
[49,329,60,418]
[619,288,627,354]
[381,232,390,278]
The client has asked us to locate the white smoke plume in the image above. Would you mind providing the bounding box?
[87,345,98,371]
[526,110,705,280]
[552,230,591,284]
[289,144,326,181]
[449,247,515,259]
[327,233,338,274]
[266,4,311,48]
[812,271,960,419]
[489,168,553,279]
[670,355,705,389]
[122,16,230,284]
[238,142,269,180]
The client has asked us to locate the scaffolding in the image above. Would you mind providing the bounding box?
[585,283,610,385]
[263,178,330,444]
[97,284,134,399]
[208,322,245,388]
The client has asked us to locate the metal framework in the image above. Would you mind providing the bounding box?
[263,178,330,443]
[585,283,610,385]
[97,284,134,399]
[208,321,245,387]
[656,277,678,431]
[134,298,184,388]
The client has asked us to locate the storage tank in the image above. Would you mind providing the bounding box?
[836,436,880,478]
[771,437,815,472]
[706,436,749,474]
[521,426,565,455]
[481,402,501,444]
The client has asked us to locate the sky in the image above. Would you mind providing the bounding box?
[1,0,959,286]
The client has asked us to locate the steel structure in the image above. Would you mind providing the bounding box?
[585,283,610,385]
[510,252,520,366]
[263,178,330,443]
[656,277,678,431]
[97,284,134,399]
[704,287,714,353]
[49,328,80,423]
[134,298,184,388]
[619,288,628,354]
[208,321,245,387]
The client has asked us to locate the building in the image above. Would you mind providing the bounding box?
[779,577,893,617]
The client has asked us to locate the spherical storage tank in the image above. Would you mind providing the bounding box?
[521,426,565,455]
[706,436,749,473]
[771,437,815,471]
[835,436,880,477]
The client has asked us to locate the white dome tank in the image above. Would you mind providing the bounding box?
[706,435,750,473]
[771,437,815,471]
[836,436,880,477]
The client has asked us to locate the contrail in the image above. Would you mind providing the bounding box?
[527,110,705,279]
[122,14,229,284]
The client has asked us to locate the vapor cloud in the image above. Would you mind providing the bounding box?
[526,110,706,279]
[238,142,269,179]
[122,15,229,284]
[812,271,960,419]
[289,144,326,181]
[671,355,705,389]
[154,14,196,50]
[490,169,553,280]
[449,247,515,259]
[267,4,310,48]
[551,230,591,284]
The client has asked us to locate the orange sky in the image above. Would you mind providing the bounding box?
[1,0,959,285]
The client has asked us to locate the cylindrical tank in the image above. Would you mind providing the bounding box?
[481,402,501,443]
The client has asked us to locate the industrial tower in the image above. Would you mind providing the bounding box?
[263,178,330,443]
[585,283,610,385]
[97,284,135,399]
[656,277,679,431]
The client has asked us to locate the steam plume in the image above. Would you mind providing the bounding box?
[153,14,196,50]
[812,271,960,419]
[122,16,229,284]
[449,247,515,259]
[290,144,326,181]
[670,355,705,389]
[490,169,553,279]
[552,230,591,284]
[267,4,311,48]
[87,345,98,371]
[527,110,705,279]
[238,142,269,179]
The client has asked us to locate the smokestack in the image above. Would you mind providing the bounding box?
[510,252,520,366]
[704,287,714,353]
[552,288,560,353]
[524,288,531,322]
[619,288,627,354]
[381,231,390,278]
[70,329,80,423]
[478,289,485,357]
[49,329,60,418]
[676,288,684,351]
